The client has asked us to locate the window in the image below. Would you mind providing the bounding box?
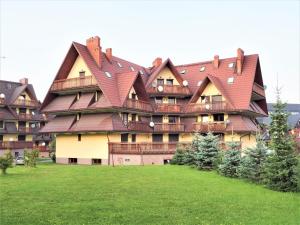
[228,62,235,68]
[122,113,128,125]
[200,66,206,72]
[19,108,26,114]
[121,133,129,142]
[131,93,137,100]
[213,114,224,122]
[227,77,234,84]
[168,116,178,123]
[166,79,173,85]
[0,121,4,129]
[18,135,26,141]
[92,159,102,165]
[78,134,81,142]
[152,115,163,123]
[201,115,209,123]
[169,134,179,142]
[0,135,3,141]
[117,62,123,68]
[157,79,164,86]
[212,95,222,102]
[168,97,176,104]
[131,134,136,143]
[155,97,163,104]
[105,71,112,78]
[131,114,136,122]
[79,70,85,77]
[152,134,163,142]
[68,158,78,164]
[130,66,135,71]
[200,96,210,103]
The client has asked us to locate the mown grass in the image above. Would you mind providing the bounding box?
[0,163,299,225]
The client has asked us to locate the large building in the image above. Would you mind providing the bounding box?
[40,36,268,165]
[0,78,51,157]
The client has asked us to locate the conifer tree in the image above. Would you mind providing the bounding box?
[264,91,298,192]
[219,141,241,177]
[170,145,186,165]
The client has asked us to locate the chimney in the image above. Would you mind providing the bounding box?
[105,48,112,63]
[213,55,219,68]
[86,36,102,68]
[19,78,28,85]
[236,48,244,74]
[152,57,162,68]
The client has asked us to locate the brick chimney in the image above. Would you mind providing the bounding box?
[86,36,102,68]
[105,48,112,63]
[152,57,162,68]
[213,55,219,68]
[19,78,28,85]
[236,48,244,74]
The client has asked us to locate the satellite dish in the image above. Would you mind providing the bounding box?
[183,80,189,86]
[152,81,157,88]
[205,104,210,109]
[149,121,155,127]
[42,142,46,146]
[31,124,36,128]
[0,93,5,99]
[157,86,164,92]
[32,111,35,115]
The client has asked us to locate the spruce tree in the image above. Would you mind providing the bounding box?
[264,92,298,192]
[170,145,186,165]
[238,134,268,183]
[183,148,196,166]
[219,141,241,177]
[194,132,220,170]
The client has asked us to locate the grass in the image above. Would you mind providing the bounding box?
[1,163,299,225]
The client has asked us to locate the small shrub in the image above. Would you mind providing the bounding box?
[24,149,39,167]
[0,150,14,175]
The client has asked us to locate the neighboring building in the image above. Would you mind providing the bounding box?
[40,36,268,165]
[0,78,50,157]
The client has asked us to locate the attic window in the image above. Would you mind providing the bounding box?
[180,69,186,74]
[117,62,123,68]
[200,66,206,72]
[139,70,144,75]
[130,66,135,71]
[197,81,202,86]
[227,77,234,84]
[228,62,235,68]
[105,72,112,78]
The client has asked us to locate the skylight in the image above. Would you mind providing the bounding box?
[197,81,202,86]
[117,62,123,68]
[130,66,135,71]
[139,70,144,75]
[200,66,206,72]
[228,62,235,68]
[227,77,234,84]
[180,69,186,74]
[105,72,112,78]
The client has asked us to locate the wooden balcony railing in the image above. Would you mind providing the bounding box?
[147,85,191,95]
[154,123,185,132]
[123,99,153,112]
[13,99,39,107]
[193,121,227,132]
[109,142,191,154]
[252,82,265,97]
[154,103,182,113]
[185,101,230,113]
[18,127,39,133]
[0,141,33,149]
[33,146,50,152]
[50,76,98,92]
[17,113,41,121]
[127,121,152,132]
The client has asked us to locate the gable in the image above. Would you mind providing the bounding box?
[67,55,92,79]
[128,87,139,100]
[155,68,180,85]
[196,82,224,103]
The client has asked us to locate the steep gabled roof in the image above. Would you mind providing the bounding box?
[9,84,37,104]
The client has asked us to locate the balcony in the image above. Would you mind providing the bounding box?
[147,85,191,96]
[18,127,39,133]
[18,113,42,121]
[193,121,227,132]
[0,141,33,149]
[123,99,153,112]
[50,76,98,92]
[33,146,50,152]
[154,103,183,113]
[153,123,185,132]
[252,82,265,97]
[109,142,191,154]
[127,121,152,132]
[185,101,231,113]
[12,99,39,108]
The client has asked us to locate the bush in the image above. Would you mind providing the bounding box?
[24,149,39,167]
[171,145,187,165]
[219,142,241,177]
[0,150,14,175]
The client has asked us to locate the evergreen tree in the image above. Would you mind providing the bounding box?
[170,145,186,165]
[183,148,196,166]
[194,132,220,170]
[264,92,298,192]
[238,135,268,183]
[219,142,241,177]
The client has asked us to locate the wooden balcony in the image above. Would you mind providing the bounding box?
[123,99,153,112]
[33,146,50,152]
[154,123,185,132]
[109,142,191,154]
[18,127,39,133]
[18,113,41,121]
[154,103,182,113]
[147,85,191,96]
[127,121,152,132]
[185,101,231,113]
[252,82,265,97]
[12,99,39,107]
[0,141,33,149]
[50,76,98,92]
[193,121,227,132]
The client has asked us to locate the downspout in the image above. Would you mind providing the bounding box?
[106,132,111,166]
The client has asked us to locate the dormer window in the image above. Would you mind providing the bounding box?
[117,62,123,68]
[105,71,112,78]
[197,81,202,86]
[227,77,234,84]
[130,66,135,71]
[79,70,85,77]
[139,70,144,75]
[180,69,186,74]
[200,66,206,72]
[228,62,235,68]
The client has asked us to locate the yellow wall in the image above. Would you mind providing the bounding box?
[156,68,180,85]
[224,133,256,149]
[26,135,33,141]
[3,134,18,141]
[67,56,92,79]
[196,82,225,103]
[180,133,193,142]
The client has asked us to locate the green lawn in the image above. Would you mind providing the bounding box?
[0,164,299,225]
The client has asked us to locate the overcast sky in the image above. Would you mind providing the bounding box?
[0,0,299,103]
